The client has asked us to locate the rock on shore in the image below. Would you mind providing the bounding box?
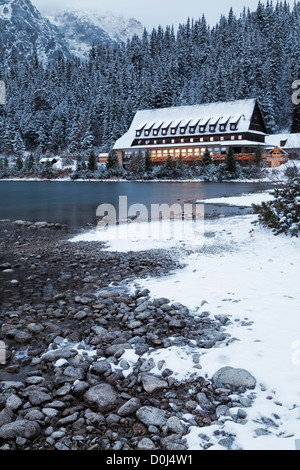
[0,220,257,450]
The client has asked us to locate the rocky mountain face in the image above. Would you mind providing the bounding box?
[0,0,144,65]
[0,0,71,65]
[46,10,144,59]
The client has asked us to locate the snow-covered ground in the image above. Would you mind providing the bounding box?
[70,191,300,450]
[196,191,274,207]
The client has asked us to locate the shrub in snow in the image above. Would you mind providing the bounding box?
[252,176,300,237]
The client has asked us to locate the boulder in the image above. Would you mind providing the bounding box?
[141,374,168,393]
[84,383,119,413]
[212,366,256,389]
[136,406,166,426]
[0,420,41,440]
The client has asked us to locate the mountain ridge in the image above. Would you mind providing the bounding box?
[46,9,144,59]
[0,0,144,64]
[0,0,71,65]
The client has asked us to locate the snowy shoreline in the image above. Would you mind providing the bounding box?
[71,191,300,450]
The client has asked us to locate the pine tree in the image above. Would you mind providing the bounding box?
[106,149,123,176]
[13,132,25,157]
[201,149,213,167]
[87,150,97,173]
[15,154,23,173]
[127,150,145,178]
[25,153,35,174]
[252,146,263,167]
[144,150,153,174]
[225,147,237,176]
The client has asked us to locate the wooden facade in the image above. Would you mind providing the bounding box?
[266,146,288,168]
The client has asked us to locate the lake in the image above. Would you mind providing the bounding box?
[0,180,273,228]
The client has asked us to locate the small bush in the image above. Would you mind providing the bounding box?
[252,176,300,237]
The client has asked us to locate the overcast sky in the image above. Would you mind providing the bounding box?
[32,0,297,30]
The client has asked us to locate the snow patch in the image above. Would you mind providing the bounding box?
[0,2,12,21]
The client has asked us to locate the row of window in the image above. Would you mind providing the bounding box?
[136,134,244,146]
[151,148,226,158]
[136,122,238,138]
[123,146,256,161]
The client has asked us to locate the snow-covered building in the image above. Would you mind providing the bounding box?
[265,133,300,159]
[113,99,268,168]
[40,157,59,165]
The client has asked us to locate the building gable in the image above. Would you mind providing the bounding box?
[249,101,267,134]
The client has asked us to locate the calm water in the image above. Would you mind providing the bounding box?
[0,181,273,228]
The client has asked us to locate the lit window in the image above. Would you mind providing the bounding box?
[136,131,141,137]
[157,150,162,158]
[171,139,175,144]
[188,148,193,156]
[181,149,187,156]
[190,138,194,143]
[153,130,158,135]
[169,149,174,157]
[163,150,168,157]
[171,128,176,134]
[181,138,184,143]
[162,129,167,135]
[210,137,214,142]
[194,149,199,156]
[200,137,204,142]
[238,135,243,140]
[154,140,157,144]
[151,151,156,158]
[145,130,149,136]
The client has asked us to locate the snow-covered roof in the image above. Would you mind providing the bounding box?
[265,133,300,150]
[114,99,259,150]
[40,157,58,163]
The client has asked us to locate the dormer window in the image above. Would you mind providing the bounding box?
[162,129,167,135]
[199,126,205,133]
[171,128,176,134]
[145,130,150,136]
[136,131,141,137]
[180,127,185,134]
[209,125,216,132]
[220,124,226,132]
[189,127,195,134]
[153,130,158,136]
[230,123,237,131]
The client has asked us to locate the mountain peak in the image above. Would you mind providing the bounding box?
[0,0,71,65]
[46,9,144,59]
